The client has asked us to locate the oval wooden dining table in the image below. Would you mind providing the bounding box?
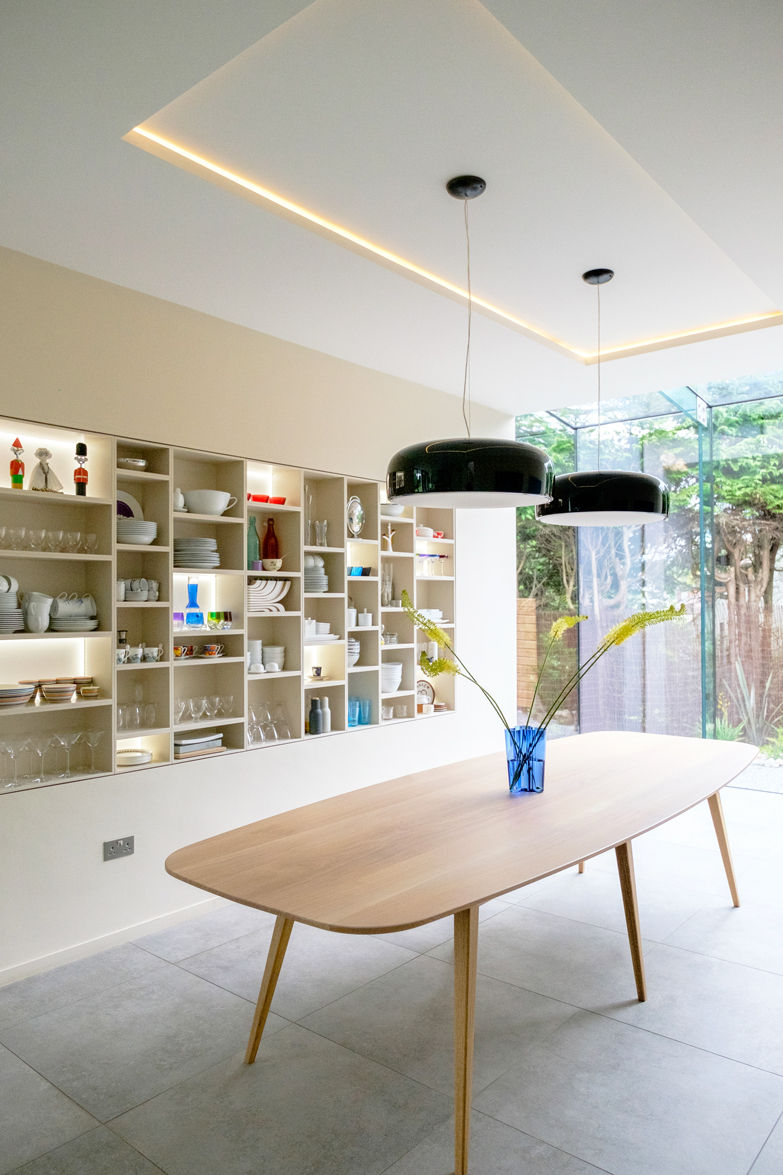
[166,731,756,1175]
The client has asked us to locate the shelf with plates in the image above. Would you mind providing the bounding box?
[0,415,457,790]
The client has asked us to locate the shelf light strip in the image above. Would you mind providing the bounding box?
[126,124,783,361]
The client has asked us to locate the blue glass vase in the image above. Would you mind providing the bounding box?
[505,725,546,793]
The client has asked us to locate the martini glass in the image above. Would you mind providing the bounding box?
[82,730,104,772]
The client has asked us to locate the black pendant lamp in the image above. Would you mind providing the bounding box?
[386,176,553,509]
[537,269,669,527]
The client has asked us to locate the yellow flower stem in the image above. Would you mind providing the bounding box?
[535,643,611,734]
[525,631,557,728]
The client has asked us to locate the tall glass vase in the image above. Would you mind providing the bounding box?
[505,724,546,793]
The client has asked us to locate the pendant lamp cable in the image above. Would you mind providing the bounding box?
[595,278,601,469]
[462,196,472,438]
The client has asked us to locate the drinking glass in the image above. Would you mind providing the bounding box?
[204,695,220,719]
[45,529,64,552]
[190,696,207,721]
[82,730,104,772]
[174,698,188,724]
[359,698,371,724]
[0,738,19,789]
[143,703,157,728]
[315,520,328,547]
[8,527,26,549]
[62,730,82,776]
[85,533,98,553]
[27,528,45,551]
[49,732,67,778]
[23,735,47,783]
[347,697,360,727]
[304,481,314,545]
[0,526,7,548]
[65,531,82,553]
[207,612,221,630]
[218,695,234,717]
[272,703,291,739]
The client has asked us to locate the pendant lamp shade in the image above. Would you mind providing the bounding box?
[536,469,669,526]
[386,437,554,508]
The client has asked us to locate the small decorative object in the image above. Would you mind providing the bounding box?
[382,523,396,552]
[401,590,685,794]
[308,696,323,735]
[10,437,24,490]
[262,517,279,560]
[173,487,185,510]
[381,564,393,606]
[30,447,64,493]
[315,519,328,547]
[73,442,88,496]
[185,579,204,628]
[347,495,365,537]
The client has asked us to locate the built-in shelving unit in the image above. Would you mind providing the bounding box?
[0,417,456,793]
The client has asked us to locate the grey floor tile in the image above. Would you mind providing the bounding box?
[376,896,512,953]
[608,942,783,1074]
[0,1044,96,1175]
[665,903,783,974]
[0,965,267,1122]
[750,1111,783,1174]
[475,1011,783,1175]
[302,954,576,1096]
[0,945,168,1030]
[10,1125,160,1174]
[112,1024,451,1175]
[178,919,416,1019]
[384,1110,605,1175]
[430,904,646,1011]
[134,902,276,963]
[509,860,715,943]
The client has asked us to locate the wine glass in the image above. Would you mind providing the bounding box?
[174,698,188,724]
[61,730,82,777]
[272,703,291,739]
[0,738,20,789]
[218,695,234,717]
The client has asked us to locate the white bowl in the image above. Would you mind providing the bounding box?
[383,503,405,516]
[182,489,235,515]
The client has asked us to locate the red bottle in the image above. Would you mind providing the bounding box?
[262,518,279,560]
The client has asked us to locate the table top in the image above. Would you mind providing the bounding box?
[166,732,756,934]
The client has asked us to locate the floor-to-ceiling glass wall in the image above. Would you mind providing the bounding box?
[516,370,783,750]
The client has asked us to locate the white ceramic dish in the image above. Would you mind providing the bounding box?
[116,491,144,520]
[117,457,148,470]
[182,489,236,516]
[117,748,153,766]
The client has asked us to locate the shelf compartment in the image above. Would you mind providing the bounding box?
[117,475,171,546]
[117,438,170,478]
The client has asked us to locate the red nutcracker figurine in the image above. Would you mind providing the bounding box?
[74,442,88,496]
[10,438,24,490]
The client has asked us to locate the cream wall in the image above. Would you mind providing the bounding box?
[0,248,518,980]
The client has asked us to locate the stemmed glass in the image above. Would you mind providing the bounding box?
[60,730,82,777]
[23,735,48,783]
[81,731,103,772]
[0,738,20,789]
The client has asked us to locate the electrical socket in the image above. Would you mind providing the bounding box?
[103,836,134,861]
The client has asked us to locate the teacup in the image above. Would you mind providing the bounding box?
[182,489,237,516]
[173,645,194,658]
[116,647,128,664]
[201,644,224,656]
[262,558,283,572]
[143,644,164,662]
[311,665,323,678]
[126,645,143,663]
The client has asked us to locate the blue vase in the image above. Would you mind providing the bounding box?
[505,725,546,793]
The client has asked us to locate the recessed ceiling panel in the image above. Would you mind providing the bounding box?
[130,0,778,358]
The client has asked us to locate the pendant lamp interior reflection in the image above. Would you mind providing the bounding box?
[536,269,669,527]
[386,176,553,508]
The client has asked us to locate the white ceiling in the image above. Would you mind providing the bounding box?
[2,0,782,419]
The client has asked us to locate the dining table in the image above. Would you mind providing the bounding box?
[166,730,756,1175]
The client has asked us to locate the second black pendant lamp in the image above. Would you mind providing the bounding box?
[537,269,669,527]
[386,177,553,508]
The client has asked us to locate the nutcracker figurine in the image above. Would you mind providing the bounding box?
[74,442,88,496]
[10,438,24,490]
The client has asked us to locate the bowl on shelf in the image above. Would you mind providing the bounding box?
[380,661,403,694]
[182,489,237,516]
[383,504,405,516]
[0,684,35,707]
[41,683,76,702]
[116,519,158,545]
[117,456,148,470]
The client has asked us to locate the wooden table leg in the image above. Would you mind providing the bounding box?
[244,914,293,1064]
[454,905,479,1175]
[615,841,647,1002]
[577,860,585,874]
[708,790,740,907]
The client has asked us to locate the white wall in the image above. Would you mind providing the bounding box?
[0,248,517,980]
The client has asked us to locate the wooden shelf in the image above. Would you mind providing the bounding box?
[173,656,245,666]
[0,488,113,507]
[173,511,243,525]
[0,631,110,641]
[174,717,244,732]
[118,543,170,553]
[116,601,170,609]
[116,661,171,670]
[0,697,111,716]
[0,549,111,561]
[116,469,169,482]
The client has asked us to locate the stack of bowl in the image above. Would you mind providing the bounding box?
[380,661,403,694]
[262,645,285,672]
[0,582,23,633]
[117,519,158,545]
[0,683,35,708]
[347,637,361,668]
[41,681,76,703]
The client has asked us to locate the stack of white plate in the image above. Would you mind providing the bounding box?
[116,519,158,545]
[303,554,328,593]
[51,616,99,632]
[173,537,220,569]
[247,579,290,613]
[0,594,23,633]
[0,683,35,707]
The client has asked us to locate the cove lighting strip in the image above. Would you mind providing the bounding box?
[127,125,783,361]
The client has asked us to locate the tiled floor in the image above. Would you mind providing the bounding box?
[2,781,782,1174]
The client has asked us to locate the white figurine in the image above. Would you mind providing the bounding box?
[30,447,64,493]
